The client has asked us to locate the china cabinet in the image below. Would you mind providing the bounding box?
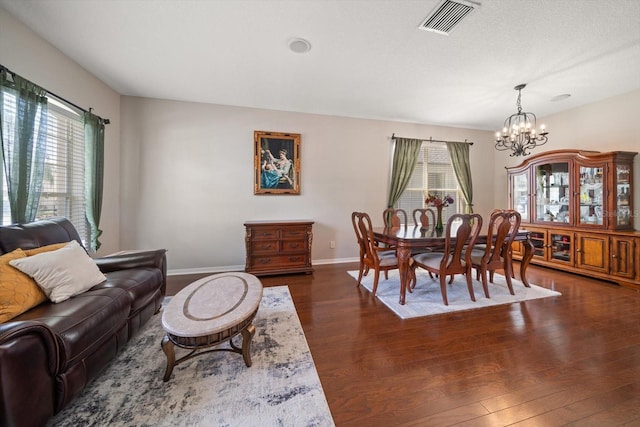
[507,150,640,290]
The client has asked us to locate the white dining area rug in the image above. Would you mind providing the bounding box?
[348,269,561,319]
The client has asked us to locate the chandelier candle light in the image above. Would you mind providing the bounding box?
[495,84,549,157]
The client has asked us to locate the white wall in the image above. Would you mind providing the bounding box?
[0,9,122,255]
[120,97,497,272]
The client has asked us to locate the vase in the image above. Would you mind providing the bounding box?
[435,206,444,233]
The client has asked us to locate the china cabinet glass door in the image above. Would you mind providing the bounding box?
[529,230,545,259]
[534,162,570,223]
[577,163,605,227]
[510,171,529,221]
[550,232,572,264]
[616,164,632,227]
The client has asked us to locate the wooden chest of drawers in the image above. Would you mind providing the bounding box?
[244,220,314,276]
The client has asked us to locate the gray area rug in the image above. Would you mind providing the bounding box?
[49,286,334,426]
[349,270,561,319]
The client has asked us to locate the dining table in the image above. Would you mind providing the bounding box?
[373,224,534,305]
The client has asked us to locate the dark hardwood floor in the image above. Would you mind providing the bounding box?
[167,263,640,426]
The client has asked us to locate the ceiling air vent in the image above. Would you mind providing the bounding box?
[418,0,478,35]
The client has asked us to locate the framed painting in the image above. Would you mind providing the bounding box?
[254,130,301,195]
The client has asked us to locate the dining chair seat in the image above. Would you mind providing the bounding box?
[412,251,470,271]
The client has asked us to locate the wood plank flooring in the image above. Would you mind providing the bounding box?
[166,263,640,426]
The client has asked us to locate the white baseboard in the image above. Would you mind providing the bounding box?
[167,257,359,276]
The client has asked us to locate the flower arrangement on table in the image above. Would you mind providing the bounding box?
[425,193,454,232]
[425,194,454,207]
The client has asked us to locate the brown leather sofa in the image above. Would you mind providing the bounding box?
[0,217,167,427]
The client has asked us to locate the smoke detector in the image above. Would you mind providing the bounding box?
[418,0,478,35]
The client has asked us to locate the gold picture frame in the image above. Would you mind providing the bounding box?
[254,130,301,195]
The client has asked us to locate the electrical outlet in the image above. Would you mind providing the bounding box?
[330,241,335,249]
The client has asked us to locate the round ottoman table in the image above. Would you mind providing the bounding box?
[161,272,263,381]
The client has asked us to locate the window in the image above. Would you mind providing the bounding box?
[394,143,460,224]
[1,94,88,243]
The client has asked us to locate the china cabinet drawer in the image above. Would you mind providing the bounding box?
[244,220,314,276]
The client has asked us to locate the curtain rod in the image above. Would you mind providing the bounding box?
[0,64,110,125]
[391,133,473,145]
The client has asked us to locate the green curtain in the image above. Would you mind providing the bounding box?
[446,141,474,213]
[387,137,422,209]
[84,111,105,251]
[0,70,48,223]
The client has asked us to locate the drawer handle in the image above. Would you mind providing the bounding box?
[289,256,303,262]
[289,243,299,248]
[259,244,273,250]
[258,259,272,264]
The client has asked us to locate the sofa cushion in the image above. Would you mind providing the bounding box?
[14,287,132,372]
[0,248,48,323]
[95,267,164,316]
[9,241,107,303]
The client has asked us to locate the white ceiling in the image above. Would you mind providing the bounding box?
[2,0,639,131]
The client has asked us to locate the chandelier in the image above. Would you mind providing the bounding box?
[495,84,548,157]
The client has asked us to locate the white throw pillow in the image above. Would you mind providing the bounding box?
[9,240,107,303]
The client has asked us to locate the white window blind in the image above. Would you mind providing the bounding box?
[1,94,88,243]
[394,143,461,224]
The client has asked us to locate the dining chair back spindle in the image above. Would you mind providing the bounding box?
[411,213,483,305]
[412,208,437,228]
[382,208,407,227]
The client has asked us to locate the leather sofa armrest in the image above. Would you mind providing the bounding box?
[94,249,167,273]
[0,321,59,427]
[94,249,168,295]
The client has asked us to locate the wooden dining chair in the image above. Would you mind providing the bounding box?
[471,209,522,296]
[351,211,371,285]
[412,208,437,228]
[503,209,523,281]
[411,213,483,305]
[382,208,407,227]
[353,212,403,295]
